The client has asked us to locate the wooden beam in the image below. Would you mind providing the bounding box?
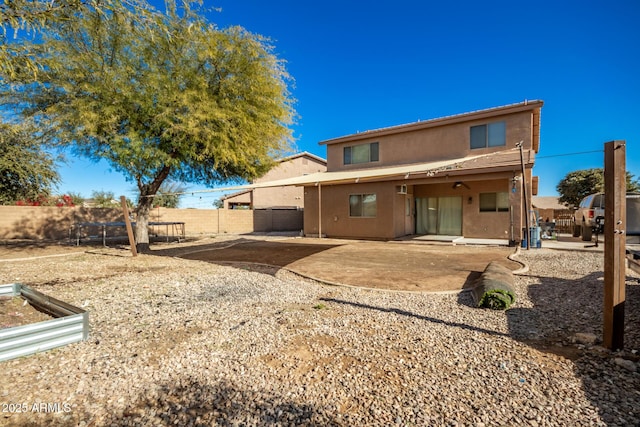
[603,141,626,350]
[121,196,138,257]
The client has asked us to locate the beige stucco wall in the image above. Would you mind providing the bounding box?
[0,206,302,240]
[304,183,399,239]
[303,171,530,240]
[412,178,516,239]
[253,154,326,208]
[325,109,538,172]
[0,206,125,240]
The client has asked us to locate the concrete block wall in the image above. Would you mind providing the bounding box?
[219,209,254,234]
[148,208,220,235]
[0,206,303,240]
[0,206,123,240]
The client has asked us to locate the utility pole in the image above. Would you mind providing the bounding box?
[603,141,626,350]
[517,141,530,249]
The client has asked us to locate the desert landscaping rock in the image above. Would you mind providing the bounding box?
[1,239,639,426]
[574,332,598,345]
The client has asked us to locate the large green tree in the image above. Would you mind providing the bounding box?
[0,123,59,204]
[1,0,86,30]
[556,168,640,207]
[1,0,295,251]
[1,0,129,78]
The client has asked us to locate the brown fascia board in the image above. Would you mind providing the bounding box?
[312,149,533,186]
[319,100,544,146]
[351,163,525,186]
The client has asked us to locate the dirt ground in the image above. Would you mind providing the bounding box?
[153,237,521,292]
[0,296,52,329]
[0,236,521,293]
[0,241,86,260]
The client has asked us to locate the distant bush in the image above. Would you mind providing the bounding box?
[15,193,79,207]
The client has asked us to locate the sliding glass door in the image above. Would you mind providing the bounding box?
[415,196,462,236]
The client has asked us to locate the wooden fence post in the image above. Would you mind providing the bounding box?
[603,141,626,350]
[121,196,138,257]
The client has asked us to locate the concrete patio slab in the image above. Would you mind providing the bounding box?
[168,237,522,293]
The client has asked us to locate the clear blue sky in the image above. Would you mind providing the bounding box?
[57,0,640,208]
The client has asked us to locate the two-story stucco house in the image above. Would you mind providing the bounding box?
[298,101,543,242]
[221,152,327,209]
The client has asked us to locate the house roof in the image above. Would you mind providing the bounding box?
[320,100,544,146]
[278,151,326,165]
[532,196,566,210]
[220,152,326,200]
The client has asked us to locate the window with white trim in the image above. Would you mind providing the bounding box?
[349,193,377,217]
[470,121,506,149]
[344,142,379,165]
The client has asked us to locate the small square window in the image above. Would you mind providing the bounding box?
[488,122,506,147]
[343,146,352,164]
[344,142,379,165]
[370,142,379,162]
[497,192,509,212]
[479,193,497,212]
[470,125,487,149]
[470,121,506,149]
[480,192,509,212]
[349,193,377,217]
[352,144,370,164]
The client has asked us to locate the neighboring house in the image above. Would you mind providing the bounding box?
[221,152,327,209]
[298,101,544,242]
[532,196,567,222]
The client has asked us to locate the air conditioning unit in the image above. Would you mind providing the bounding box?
[397,184,407,195]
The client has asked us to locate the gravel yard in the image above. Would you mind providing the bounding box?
[1,242,640,426]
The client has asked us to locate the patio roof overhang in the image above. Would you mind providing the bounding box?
[177,148,532,198]
[244,148,531,189]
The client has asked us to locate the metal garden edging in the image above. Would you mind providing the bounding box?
[0,283,89,362]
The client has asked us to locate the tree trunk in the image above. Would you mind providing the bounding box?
[134,196,153,253]
[134,166,172,253]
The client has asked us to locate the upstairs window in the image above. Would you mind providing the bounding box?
[344,142,379,165]
[470,121,506,149]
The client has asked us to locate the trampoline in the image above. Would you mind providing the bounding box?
[72,221,185,246]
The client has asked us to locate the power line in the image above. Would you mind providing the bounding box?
[138,148,604,200]
[536,149,603,159]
